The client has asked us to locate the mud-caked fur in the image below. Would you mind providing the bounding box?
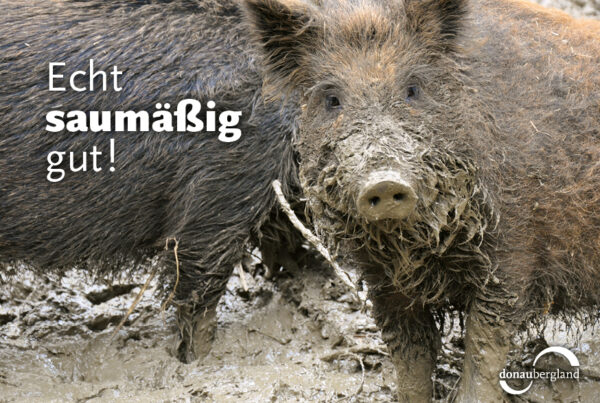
[0,0,305,363]
[244,0,600,401]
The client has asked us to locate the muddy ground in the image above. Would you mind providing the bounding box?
[1,1,600,402]
[1,252,599,403]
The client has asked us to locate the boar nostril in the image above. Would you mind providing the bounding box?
[357,171,418,222]
[393,193,405,201]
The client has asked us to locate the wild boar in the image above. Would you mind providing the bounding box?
[0,0,304,363]
[244,0,600,401]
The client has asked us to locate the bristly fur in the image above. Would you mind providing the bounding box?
[404,0,468,52]
[244,0,322,98]
[0,0,304,362]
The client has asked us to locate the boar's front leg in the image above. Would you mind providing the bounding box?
[369,284,440,403]
[167,239,242,363]
[174,268,234,363]
[176,299,222,363]
[455,292,512,402]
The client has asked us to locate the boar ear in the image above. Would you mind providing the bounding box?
[404,0,467,52]
[244,0,319,92]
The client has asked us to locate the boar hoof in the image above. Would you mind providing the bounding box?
[176,305,217,363]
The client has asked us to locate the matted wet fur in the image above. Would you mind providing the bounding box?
[244,0,600,401]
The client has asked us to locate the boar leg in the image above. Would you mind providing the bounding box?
[176,302,218,363]
[370,287,440,403]
[455,297,512,402]
[173,257,237,363]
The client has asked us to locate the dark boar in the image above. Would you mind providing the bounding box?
[0,0,303,363]
[244,0,600,401]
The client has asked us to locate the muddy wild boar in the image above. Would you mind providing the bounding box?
[244,0,600,401]
[0,0,306,363]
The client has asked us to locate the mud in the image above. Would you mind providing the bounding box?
[0,258,399,402]
[1,253,599,402]
[1,1,599,402]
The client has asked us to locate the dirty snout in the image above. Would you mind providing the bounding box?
[357,170,418,221]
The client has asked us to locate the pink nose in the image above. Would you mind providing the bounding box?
[357,171,417,221]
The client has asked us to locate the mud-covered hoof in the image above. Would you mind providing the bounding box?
[175,306,217,363]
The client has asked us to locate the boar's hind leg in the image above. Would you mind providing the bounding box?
[455,293,512,403]
[370,286,440,403]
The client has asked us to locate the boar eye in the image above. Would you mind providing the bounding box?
[325,94,341,110]
[406,85,420,101]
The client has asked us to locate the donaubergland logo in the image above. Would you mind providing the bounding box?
[499,346,580,395]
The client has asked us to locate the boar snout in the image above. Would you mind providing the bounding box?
[356,170,418,221]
